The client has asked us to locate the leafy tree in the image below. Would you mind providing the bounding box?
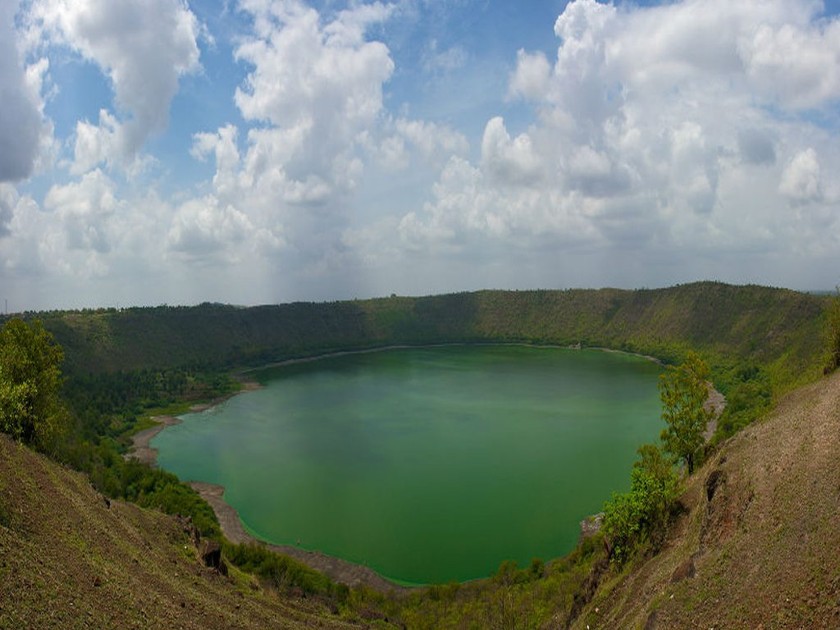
[659,352,712,475]
[0,319,67,452]
[602,443,680,564]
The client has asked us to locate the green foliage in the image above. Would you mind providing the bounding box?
[602,444,680,565]
[35,283,825,385]
[659,352,713,474]
[222,541,348,599]
[60,368,238,444]
[714,363,772,439]
[390,546,600,629]
[125,464,220,537]
[0,319,68,453]
[825,288,840,374]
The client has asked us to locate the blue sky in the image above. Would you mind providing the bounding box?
[2,0,840,310]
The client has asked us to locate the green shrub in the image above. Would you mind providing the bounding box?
[222,541,346,599]
[602,444,680,564]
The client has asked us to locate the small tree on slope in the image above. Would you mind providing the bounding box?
[659,352,712,475]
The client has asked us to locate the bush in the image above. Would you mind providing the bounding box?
[222,541,346,599]
[602,444,680,564]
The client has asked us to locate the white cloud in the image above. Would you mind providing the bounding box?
[377,118,468,170]
[191,124,241,198]
[44,169,119,255]
[508,50,551,101]
[480,117,543,187]
[4,0,840,310]
[0,183,16,236]
[779,148,822,204]
[176,0,404,277]
[233,0,394,195]
[70,109,120,175]
[403,0,840,265]
[32,0,202,169]
[739,16,840,109]
[167,195,253,262]
[0,0,45,182]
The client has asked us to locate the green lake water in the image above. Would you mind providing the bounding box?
[153,345,662,585]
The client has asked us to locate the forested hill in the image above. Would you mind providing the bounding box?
[25,282,827,385]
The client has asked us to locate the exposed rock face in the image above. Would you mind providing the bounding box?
[579,512,603,541]
[200,539,226,575]
[705,469,726,502]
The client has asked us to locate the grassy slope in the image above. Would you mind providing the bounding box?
[573,371,840,629]
[0,434,364,629]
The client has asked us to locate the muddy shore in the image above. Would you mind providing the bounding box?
[189,481,408,593]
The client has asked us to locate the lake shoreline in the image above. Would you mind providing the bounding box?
[189,481,410,593]
[242,341,664,375]
[126,378,261,468]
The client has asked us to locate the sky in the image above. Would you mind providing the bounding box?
[2,0,840,311]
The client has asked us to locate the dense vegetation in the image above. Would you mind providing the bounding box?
[25,283,825,383]
[1,282,836,627]
[0,319,68,454]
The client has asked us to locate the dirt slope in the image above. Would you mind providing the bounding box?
[0,435,360,629]
[575,371,840,629]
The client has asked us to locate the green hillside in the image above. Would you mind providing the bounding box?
[2,282,837,628]
[33,282,828,385]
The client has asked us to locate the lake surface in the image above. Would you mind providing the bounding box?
[153,345,662,584]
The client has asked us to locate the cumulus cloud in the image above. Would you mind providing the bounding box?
[0,0,43,182]
[175,0,406,273]
[233,0,394,198]
[44,169,119,255]
[739,14,840,109]
[779,148,822,204]
[167,195,253,261]
[508,50,551,101]
[404,0,840,261]
[70,109,121,175]
[376,118,469,170]
[0,184,16,236]
[480,117,544,187]
[31,0,202,169]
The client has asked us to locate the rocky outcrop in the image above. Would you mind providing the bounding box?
[199,539,227,575]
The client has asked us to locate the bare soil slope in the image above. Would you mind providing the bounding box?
[575,371,840,629]
[0,435,359,629]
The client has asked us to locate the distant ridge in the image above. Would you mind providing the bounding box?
[33,282,827,386]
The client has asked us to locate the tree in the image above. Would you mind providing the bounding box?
[0,319,67,452]
[602,443,680,564]
[659,352,712,475]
